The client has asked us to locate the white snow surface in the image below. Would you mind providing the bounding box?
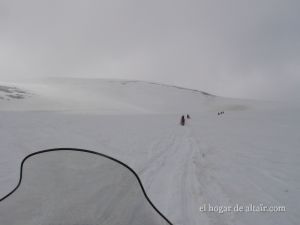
[0,78,299,225]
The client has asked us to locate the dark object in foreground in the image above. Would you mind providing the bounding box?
[0,148,173,225]
[180,115,185,126]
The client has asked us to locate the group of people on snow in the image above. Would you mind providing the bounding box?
[180,111,226,126]
[218,111,225,115]
[180,114,190,126]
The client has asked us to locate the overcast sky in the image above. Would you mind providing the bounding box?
[0,0,299,100]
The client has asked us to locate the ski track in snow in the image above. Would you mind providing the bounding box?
[137,121,235,225]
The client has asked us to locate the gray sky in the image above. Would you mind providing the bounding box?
[0,0,299,100]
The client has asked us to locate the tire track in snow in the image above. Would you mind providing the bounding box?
[138,131,177,176]
[138,125,212,225]
[138,121,236,225]
[180,134,200,225]
[189,124,236,225]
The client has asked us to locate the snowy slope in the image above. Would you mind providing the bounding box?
[0,78,253,114]
[0,84,31,101]
[0,78,299,225]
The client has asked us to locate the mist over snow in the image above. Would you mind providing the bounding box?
[0,0,300,101]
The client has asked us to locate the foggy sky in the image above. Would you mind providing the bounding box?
[0,0,299,100]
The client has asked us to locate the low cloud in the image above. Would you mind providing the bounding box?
[0,0,299,100]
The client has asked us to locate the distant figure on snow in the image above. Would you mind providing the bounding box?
[180,115,185,126]
[187,114,191,119]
